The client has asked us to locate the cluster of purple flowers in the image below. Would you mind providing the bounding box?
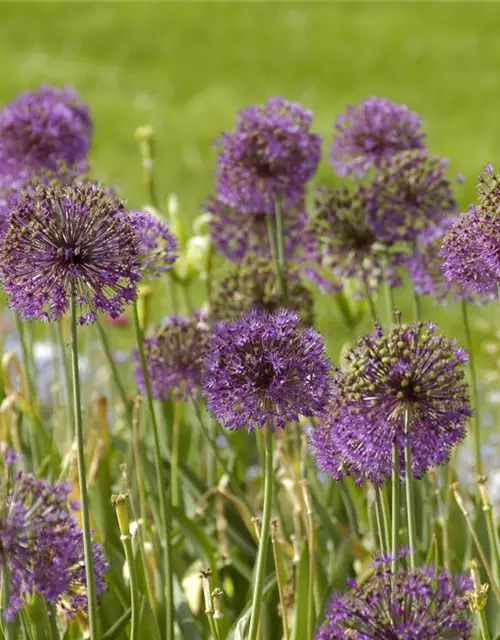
[0,453,108,620]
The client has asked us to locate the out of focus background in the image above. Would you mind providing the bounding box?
[1,3,498,214]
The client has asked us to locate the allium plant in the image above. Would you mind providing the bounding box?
[330,97,426,177]
[211,255,314,327]
[311,322,471,485]
[127,209,177,279]
[134,311,211,400]
[0,182,141,324]
[0,85,91,181]
[204,309,331,431]
[316,557,473,639]
[206,195,306,262]
[215,97,321,214]
[0,453,108,620]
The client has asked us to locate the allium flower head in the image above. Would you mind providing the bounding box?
[368,150,456,242]
[215,97,321,214]
[206,195,306,262]
[0,458,108,620]
[330,97,426,177]
[127,210,177,279]
[204,309,332,431]
[0,182,141,324]
[316,558,472,639]
[441,165,500,297]
[211,256,314,327]
[0,85,91,180]
[304,186,403,298]
[134,311,210,400]
[311,322,471,485]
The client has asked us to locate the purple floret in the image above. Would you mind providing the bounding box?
[215,97,321,215]
[127,210,177,279]
[203,309,332,431]
[316,557,472,639]
[310,322,471,486]
[330,96,426,177]
[0,181,141,324]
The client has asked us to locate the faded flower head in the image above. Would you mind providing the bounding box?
[441,165,500,297]
[211,255,314,327]
[206,195,306,262]
[0,182,141,324]
[304,186,403,298]
[311,322,471,485]
[127,210,177,279]
[204,309,332,431]
[0,456,108,620]
[316,557,472,639]
[367,150,456,242]
[134,311,211,400]
[330,97,426,177]
[215,97,321,214]
[0,85,91,180]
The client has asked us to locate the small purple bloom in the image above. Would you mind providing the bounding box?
[206,196,306,262]
[203,309,332,431]
[311,322,471,485]
[316,558,472,639]
[215,97,321,215]
[0,85,91,182]
[0,182,141,324]
[127,210,177,279]
[330,97,426,177]
[134,311,210,400]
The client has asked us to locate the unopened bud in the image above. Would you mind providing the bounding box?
[111,492,130,537]
[199,568,213,615]
[212,588,224,620]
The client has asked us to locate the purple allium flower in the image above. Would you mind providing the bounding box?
[127,210,177,279]
[211,256,314,327]
[206,196,306,262]
[303,186,403,298]
[215,97,321,215]
[0,85,91,181]
[367,150,456,242]
[311,322,471,486]
[0,182,141,324]
[0,463,108,620]
[316,558,472,639]
[330,97,426,177]
[203,309,332,431]
[134,311,210,400]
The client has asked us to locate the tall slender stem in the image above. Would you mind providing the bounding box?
[274,201,288,304]
[266,214,286,304]
[362,273,378,325]
[2,563,13,640]
[375,488,389,552]
[171,400,180,508]
[461,300,482,477]
[247,428,274,640]
[403,407,417,569]
[373,488,386,553]
[69,293,98,639]
[132,302,174,640]
[55,320,74,437]
[412,290,421,321]
[391,442,400,574]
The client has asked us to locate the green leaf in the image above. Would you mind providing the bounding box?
[173,575,201,640]
[291,542,310,640]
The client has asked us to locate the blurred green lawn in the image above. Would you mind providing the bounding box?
[1,2,500,345]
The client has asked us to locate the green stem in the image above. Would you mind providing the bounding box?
[461,300,482,477]
[69,294,98,639]
[412,289,421,321]
[132,302,174,640]
[171,400,180,508]
[266,213,286,304]
[95,320,131,423]
[375,488,389,553]
[274,201,288,304]
[362,273,378,325]
[48,605,60,639]
[384,276,395,325]
[2,563,13,640]
[477,611,491,640]
[403,407,417,569]
[271,534,289,640]
[122,531,140,640]
[247,429,274,640]
[391,443,400,574]
[373,488,386,553]
[55,320,74,437]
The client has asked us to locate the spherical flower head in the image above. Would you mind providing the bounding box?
[0,85,91,180]
[127,210,177,279]
[0,462,108,620]
[215,97,321,214]
[367,150,456,242]
[0,181,141,324]
[316,559,473,639]
[330,97,426,177]
[211,255,314,327]
[206,195,306,262]
[134,310,210,400]
[303,186,403,298]
[311,322,471,485]
[204,309,332,431]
